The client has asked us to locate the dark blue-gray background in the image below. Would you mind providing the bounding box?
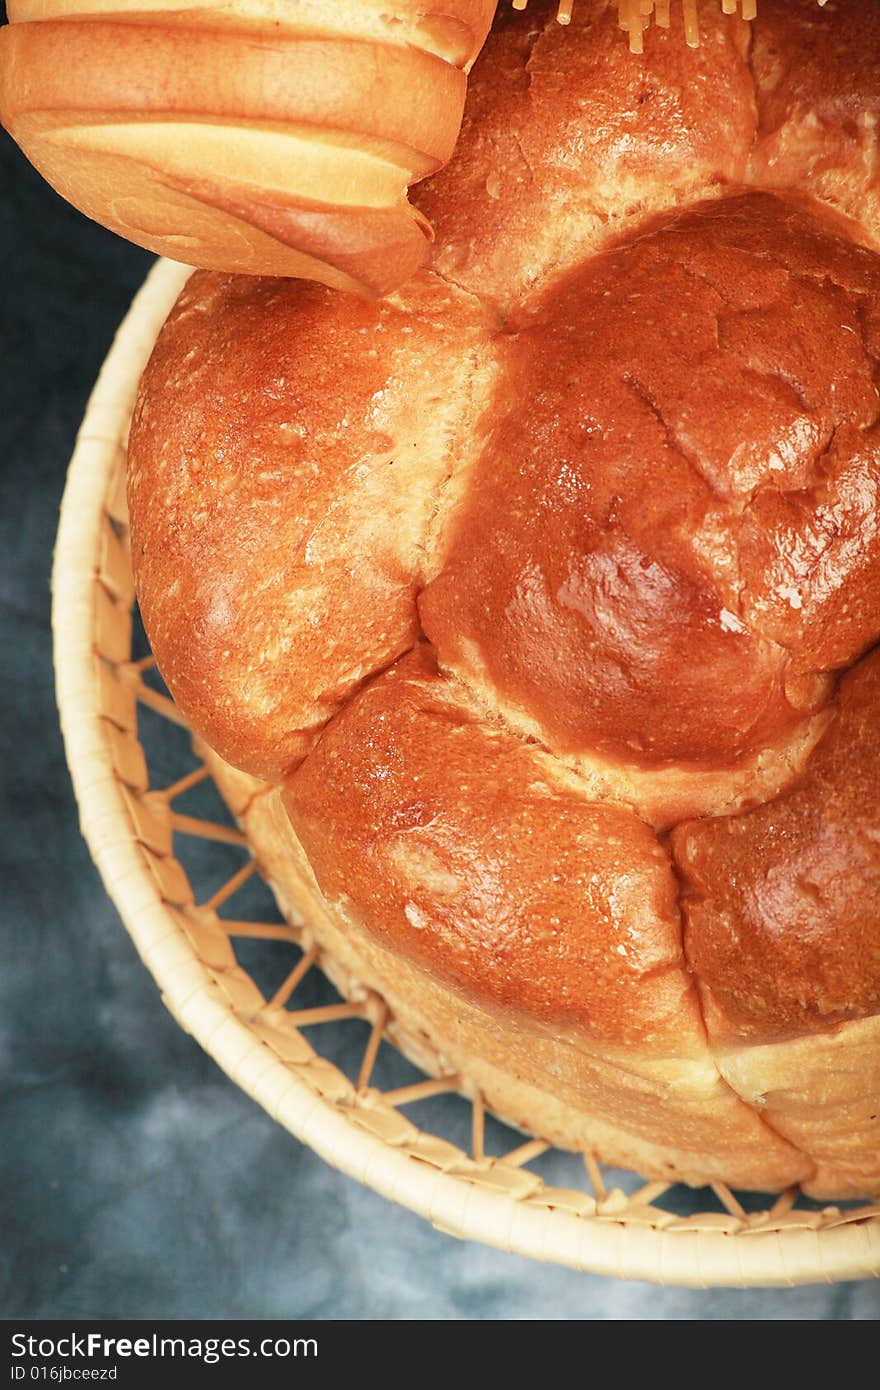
[2,128,878,1322]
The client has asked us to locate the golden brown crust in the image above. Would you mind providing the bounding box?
[128,270,497,778]
[127,0,880,1191]
[209,752,810,1193]
[413,0,757,314]
[673,647,880,1045]
[413,0,880,314]
[420,193,880,783]
[284,645,697,1049]
[0,1,496,294]
[747,0,880,246]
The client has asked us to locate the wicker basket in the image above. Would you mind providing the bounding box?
[52,258,880,1288]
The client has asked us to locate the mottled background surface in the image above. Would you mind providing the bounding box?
[1,130,878,1322]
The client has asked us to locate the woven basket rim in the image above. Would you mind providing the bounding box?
[51,255,880,1288]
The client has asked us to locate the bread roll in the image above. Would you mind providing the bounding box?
[0,0,495,294]
[128,0,880,1194]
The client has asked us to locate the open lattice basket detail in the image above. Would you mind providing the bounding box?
[52,258,880,1288]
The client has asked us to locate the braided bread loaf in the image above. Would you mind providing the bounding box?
[0,0,495,294]
[128,0,880,1195]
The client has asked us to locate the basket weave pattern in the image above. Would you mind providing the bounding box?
[52,259,880,1287]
